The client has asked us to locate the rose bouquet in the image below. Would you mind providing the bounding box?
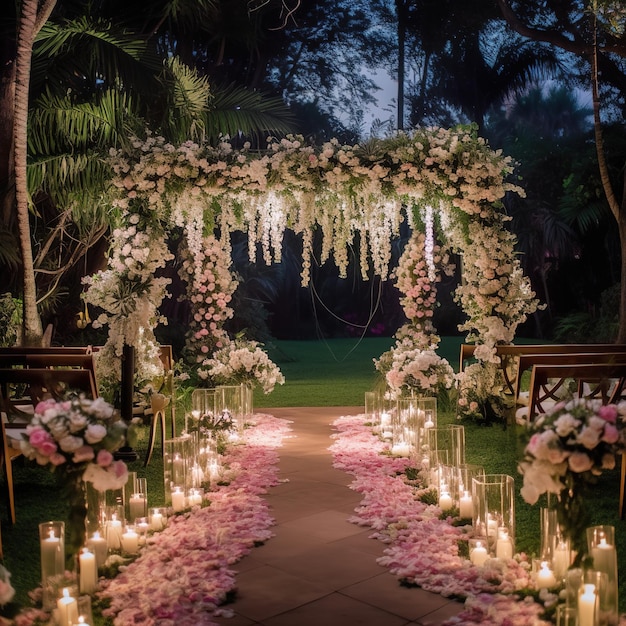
[199,338,285,394]
[20,396,129,556]
[518,398,626,558]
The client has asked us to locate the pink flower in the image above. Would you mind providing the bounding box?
[49,453,67,466]
[568,451,593,473]
[28,427,52,448]
[96,449,113,467]
[72,445,95,463]
[37,440,58,457]
[601,423,619,444]
[597,404,618,424]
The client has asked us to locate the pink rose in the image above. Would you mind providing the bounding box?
[28,427,52,448]
[37,440,58,457]
[568,451,594,473]
[96,449,113,467]
[49,453,67,466]
[73,445,95,463]
[597,404,618,424]
[601,423,619,444]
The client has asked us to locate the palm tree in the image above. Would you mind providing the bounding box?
[2,3,295,345]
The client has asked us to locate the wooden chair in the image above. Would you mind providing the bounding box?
[144,345,176,467]
[0,367,98,525]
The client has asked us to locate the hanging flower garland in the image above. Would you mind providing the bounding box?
[374,222,456,399]
[177,234,238,364]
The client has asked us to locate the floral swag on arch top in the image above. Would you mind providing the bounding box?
[83,125,540,402]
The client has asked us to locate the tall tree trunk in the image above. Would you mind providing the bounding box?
[396,0,406,131]
[13,0,57,345]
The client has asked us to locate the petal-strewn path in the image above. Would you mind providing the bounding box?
[215,406,464,626]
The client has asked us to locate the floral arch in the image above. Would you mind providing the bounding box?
[83,125,540,405]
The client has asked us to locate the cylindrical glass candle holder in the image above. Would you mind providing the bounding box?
[578,570,603,626]
[120,524,139,555]
[124,474,148,522]
[215,385,244,433]
[426,424,465,469]
[149,507,167,531]
[472,474,515,556]
[468,537,489,567]
[552,536,572,583]
[242,383,253,419]
[364,391,378,428]
[39,521,65,610]
[191,388,216,418]
[86,530,108,569]
[104,506,124,552]
[587,526,618,624]
[164,435,194,503]
[457,464,484,519]
[84,482,106,537]
[556,605,579,626]
[540,507,559,561]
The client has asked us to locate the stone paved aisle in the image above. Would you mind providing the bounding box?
[214,406,464,626]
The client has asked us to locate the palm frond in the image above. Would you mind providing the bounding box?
[205,84,296,142]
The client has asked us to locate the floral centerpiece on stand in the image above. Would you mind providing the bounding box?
[518,398,626,560]
[20,395,129,560]
[199,337,285,394]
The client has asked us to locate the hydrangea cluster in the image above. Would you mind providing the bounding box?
[199,338,285,394]
[178,235,238,364]
[20,396,129,491]
[456,362,512,423]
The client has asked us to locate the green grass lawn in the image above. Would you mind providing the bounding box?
[2,336,625,615]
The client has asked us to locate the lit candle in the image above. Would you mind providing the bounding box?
[150,508,164,531]
[171,487,186,512]
[41,529,62,576]
[438,490,453,511]
[459,490,473,518]
[73,617,90,626]
[188,488,203,506]
[86,531,107,569]
[578,583,597,626]
[106,515,123,550]
[591,534,616,575]
[79,548,97,595]
[495,527,513,560]
[57,588,79,626]
[121,528,139,555]
[424,412,435,429]
[536,561,557,589]
[380,412,391,427]
[470,540,488,566]
[129,493,147,521]
[552,540,571,581]
[391,442,410,457]
[487,514,498,539]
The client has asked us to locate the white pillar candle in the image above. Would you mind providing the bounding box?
[150,509,164,531]
[171,487,186,512]
[470,540,488,566]
[578,583,597,626]
[391,442,410,457]
[57,588,79,626]
[459,490,473,518]
[591,536,616,575]
[438,491,453,511]
[121,528,139,555]
[495,528,513,560]
[106,516,123,551]
[536,561,557,589]
[41,529,62,577]
[79,548,98,595]
[73,617,90,626]
[129,494,147,521]
[552,540,571,581]
[86,531,107,569]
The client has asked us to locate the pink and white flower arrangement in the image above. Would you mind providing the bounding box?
[199,338,285,394]
[178,235,238,364]
[20,396,129,491]
[519,399,626,506]
[519,398,626,557]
